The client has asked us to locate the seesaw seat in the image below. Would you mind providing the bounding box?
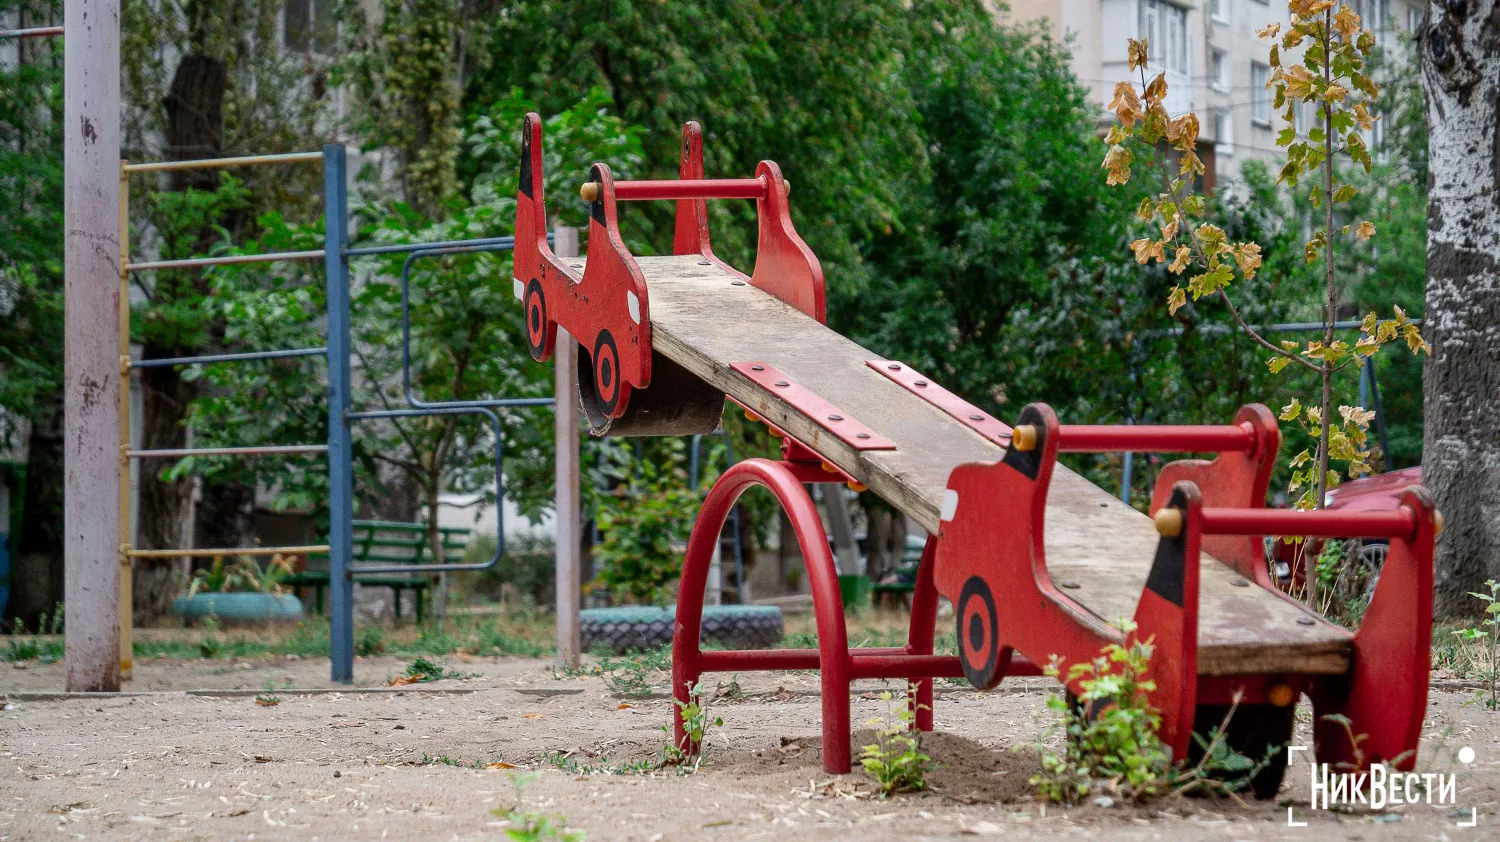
[574,254,1352,677]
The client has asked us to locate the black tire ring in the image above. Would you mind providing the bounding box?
[957,576,1002,689]
[579,606,783,655]
[524,279,548,361]
[591,330,621,416]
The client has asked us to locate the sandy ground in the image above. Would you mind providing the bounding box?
[2,653,1498,841]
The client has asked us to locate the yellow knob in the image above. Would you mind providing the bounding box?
[580,182,600,202]
[1153,508,1183,538]
[1010,424,1037,452]
[1434,510,1445,535]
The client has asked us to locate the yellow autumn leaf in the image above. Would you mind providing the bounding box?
[1233,242,1263,279]
[1143,72,1168,105]
[1340,405,1376,428]
[1128,38,1150,71]
[1280,398,1303,421]
[1257,22,1281,39]
[1168,246,1193,274]
[1404,324,1432,355]
[1333,4,1362,40]
[1167,286,1187,315]
[1108,82,1142,128]
[1354,221,1375,240]
[1103,143,1135,186]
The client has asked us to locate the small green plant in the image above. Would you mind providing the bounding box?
[392,656,480,685]
[1032,625,1171,803]
[859,682,932,797]
[543,750,657,776]
[3,603,66,663]
[661,680,721,772]
[356,625,387,657]
[255,679,281,707]
[490,772,585,841]
[186,554,293,597]
[1170,697,1270,797]
[1459,580,1500,710]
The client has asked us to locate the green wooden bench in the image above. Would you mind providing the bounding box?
[870,534,928,606]
[285,520,470,624]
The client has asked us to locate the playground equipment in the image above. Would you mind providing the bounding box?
[513,114,1439,791]
[115,147,565,683]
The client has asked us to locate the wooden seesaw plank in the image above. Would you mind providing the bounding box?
[583,255,1353,677]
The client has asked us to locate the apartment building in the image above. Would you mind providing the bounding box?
[1000,0,1424,192]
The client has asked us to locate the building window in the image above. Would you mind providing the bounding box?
[1251,62,1271,125]
[1212,0,1231,24]
[1214,110,1235,155]
[286,0,334,54]
[1140,0,1190,75]
[1212,49,1229,91]
[1407,4,1424,30]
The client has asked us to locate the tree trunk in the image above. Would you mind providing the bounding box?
[1420,0,1500,620]
[133,364,194,624]
[130,51,236,625]
[7,409,65,629]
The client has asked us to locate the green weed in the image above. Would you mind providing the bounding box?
[394,656,480,684]
[490,772,585,841]
[859,682,932,797]
[661,680,721,772]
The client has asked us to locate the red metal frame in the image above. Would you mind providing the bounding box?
[516,115,823,419]
[672,459,1042,774]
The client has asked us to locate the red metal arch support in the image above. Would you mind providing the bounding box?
[672,459,981,774]
[673,459,854,772]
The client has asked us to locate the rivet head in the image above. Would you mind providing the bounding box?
[1296,616,1316,626]
[887,363,901,371]
[856,433,871,440]
[731,280,746,286]
[1231,578,1250,587]
[774,381,789,388]
[750,365,765,371]
[570,263,583,269]
[828,414,843,421]
[698,260,712,265]
[968,414,983,421]
[1060,580,1081,589]
[914,380,928,387]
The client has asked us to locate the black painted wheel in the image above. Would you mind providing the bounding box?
[956,575,1006,690]
[591,330,622,417]
[524,279,549,361]
[1189,703,1295,799]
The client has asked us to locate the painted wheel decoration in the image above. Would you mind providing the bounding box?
[591,330,622,417]
[524,279,549,361]
[957,575,1007,690]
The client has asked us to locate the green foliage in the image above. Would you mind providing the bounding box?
[1032,629,1170,802]
[859,682,932,797]
[0,1,63,454]
[1458,581,1500,710]
[662,680,722,772]
[592,440,700,606]
[542,750,657,776]
[185,554,294,596]
[1,603,64,663]
[254,679,282,707]
[490,772,586,842]
[396,655,480,683]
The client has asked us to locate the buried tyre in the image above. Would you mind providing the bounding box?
[579,605,783,654]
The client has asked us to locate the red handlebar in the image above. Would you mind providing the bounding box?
[583,177,770,202]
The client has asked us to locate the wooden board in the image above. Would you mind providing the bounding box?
[583,255,1353,677]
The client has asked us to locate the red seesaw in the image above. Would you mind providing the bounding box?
[511,115,1440,791]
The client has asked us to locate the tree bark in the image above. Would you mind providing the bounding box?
[133,365,195,624]
[1420,0,1500,620]
[7,409,64,629]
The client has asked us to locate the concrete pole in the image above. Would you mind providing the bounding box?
[552,225,582,669]
[63,0,121,691]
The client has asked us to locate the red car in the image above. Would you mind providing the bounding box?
[1271,466,1423,598]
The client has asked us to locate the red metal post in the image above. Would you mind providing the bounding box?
[906,535,941,730]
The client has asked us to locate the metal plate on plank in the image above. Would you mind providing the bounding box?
[866,360,1011,446]
[730,362,896,451]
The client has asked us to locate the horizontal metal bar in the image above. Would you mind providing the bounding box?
[129,347,327,369]
[1159,317,1425,339]
[128,444,327,459]
[1198,507,1419,540]
[0,25,63,38]
[343,236,516,258]
[126,250,325,272]
[122,151,323,174]
[349,400,553,420]
[1050,423,1256,454]
[585,178,767,202]
[126,544,329,559]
